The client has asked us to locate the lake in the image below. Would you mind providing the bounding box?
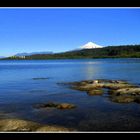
[1,58,140,131]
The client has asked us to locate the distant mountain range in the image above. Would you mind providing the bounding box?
[2,44,140,60]
[14,42,102,57]
[15,51,53,56]
[1,42,140,60]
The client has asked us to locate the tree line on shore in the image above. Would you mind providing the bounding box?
[2,44,140,60]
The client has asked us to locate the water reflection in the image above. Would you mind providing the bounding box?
[1,59,140,131]
[83,62,101,80]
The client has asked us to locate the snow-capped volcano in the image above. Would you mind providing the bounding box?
[80,42,103,49]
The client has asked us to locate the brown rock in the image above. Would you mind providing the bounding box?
[70,79,134,92]
[34,102,58,109]
[111,95,135,103]
[0,119,74,132]
[57,103,76,109]
[0,119,40,131]
[34,102,76,110]
[36,126,72,132]
[111,88,140,95]
[87,89,103,96]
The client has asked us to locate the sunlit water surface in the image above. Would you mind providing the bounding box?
[0,59,140,131]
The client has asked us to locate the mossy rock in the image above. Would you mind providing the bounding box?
[36,126,71,132]
[110,88,140,95]
[57,103,76,109]
[70,79,134,92]
[102,83,134,90]
[34,102,58,109]
[34,102,76,110]
[0,119,40,132]
[0,119,74,132]
[87,89,103,96]
[111,95,135,103]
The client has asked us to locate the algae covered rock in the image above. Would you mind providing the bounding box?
[34,102,58,109]
[62,79,140,104]
[57,103,76,109]
[111,88,140,95]
[34,102,76,110]
[87,89,103,96]
[0,119,75,132]
[0,119,40,132]
[70,79,134,92]
[36,126,71,132]
[111,95,135,103]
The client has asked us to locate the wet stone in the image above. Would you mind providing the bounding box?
[65,79,140,104]
[34,102,76,110]
[87,89,103,96]
[110,95,135,103]
[0,119,74,132]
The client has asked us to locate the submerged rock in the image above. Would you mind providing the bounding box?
[102,83,134,90]
[66,79,140,104]
[110,88,140,95]
[0,119,40,132]
[111,95,135,103]
[70,79,134,92]
[0,119,74,132]
[32,77,49,80]
[57,103,76,109]
[34,102,58,109]
[34,102,76,110]
[36,126,72,132]
[87,89,103,96]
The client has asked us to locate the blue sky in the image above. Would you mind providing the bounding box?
[0,8,140,56]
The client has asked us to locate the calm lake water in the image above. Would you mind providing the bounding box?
[1,58,140,131]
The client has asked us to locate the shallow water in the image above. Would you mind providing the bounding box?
[0,58,140,131]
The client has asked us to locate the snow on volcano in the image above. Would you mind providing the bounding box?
[80,42,103,49]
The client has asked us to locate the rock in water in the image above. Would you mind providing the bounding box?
[36,126,71,132]
[111,95,135,103]
[34,102,76,110]
[57,103,76,109]
[0,119,40,131]
[0,119,74,132]
[66,79,140,104]
[111,88,140,95]
[34,102,58,109]
[87,89,103,96]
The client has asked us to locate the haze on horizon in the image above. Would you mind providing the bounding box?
[0,8,140,57]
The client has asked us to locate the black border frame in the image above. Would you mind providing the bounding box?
[0,0,140,138]
[0,0,140,7]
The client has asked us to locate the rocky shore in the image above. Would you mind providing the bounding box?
[68,79,140,103]
[0,118,75,132]
[1,79,140,132]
